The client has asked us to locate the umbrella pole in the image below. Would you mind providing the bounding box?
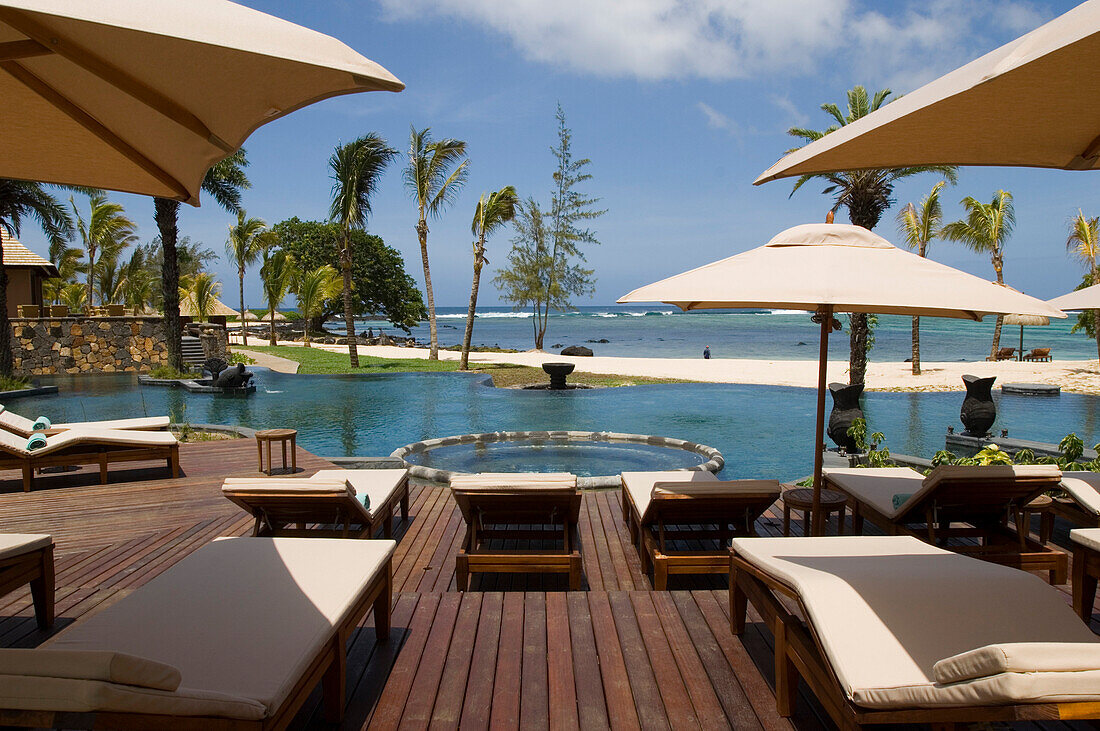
[811,305,832,537]
[1019,325,1024,361]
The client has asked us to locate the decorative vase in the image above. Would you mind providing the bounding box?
[827,382,864,452]
[960,374,997,436]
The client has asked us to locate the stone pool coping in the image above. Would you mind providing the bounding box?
[391,430,724,489]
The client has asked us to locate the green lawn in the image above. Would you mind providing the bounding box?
[240,345,688,388]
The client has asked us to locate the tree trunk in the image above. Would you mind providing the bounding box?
[239,267,247,347]
[911,316,921,375]
[86,244,96,309]
[0,239,12,378]
[990,255,1004,357]
[460,250,484,371]
[417,218,438,360]
[269,309,276,346]
[155,198,183,372]
[340,238,358,367]
[849,314,868,385]
[1093,267,1099,363]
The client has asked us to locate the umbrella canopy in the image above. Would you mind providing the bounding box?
[1003,313,1050,358]
[1049,284,1100,311]
[242,311,260,321]
[754,0,1100,184]
[178,295,238,319]
[619,223,1063,535]
[261,310,287,321]
[0,0,403,204]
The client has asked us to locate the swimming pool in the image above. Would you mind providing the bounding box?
[15,369,1100,483]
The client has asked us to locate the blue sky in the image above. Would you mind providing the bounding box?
[18,0,1100,309]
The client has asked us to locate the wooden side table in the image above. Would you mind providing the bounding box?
[1020,494,1054,544]
[782,486,848,537]
[256,428,297,475]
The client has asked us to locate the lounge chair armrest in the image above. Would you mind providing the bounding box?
[934,643,1100,684]
[0,649,181,691]
[652,479,781,498]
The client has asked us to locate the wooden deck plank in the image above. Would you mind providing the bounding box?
[604,592,669,731]
[626,591,702,730]
[489,591,525,728]
[564,592,611,731]
[458,592,503,729]
[545,592,580,731]
[521,592,550,730]
[400,591,463,729]
[426,591,482,730]
[368,592,441,731]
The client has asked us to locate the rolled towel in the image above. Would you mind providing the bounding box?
[31,416,51,431]
[892,493,913,510]
[26,433,48,451]
[356,493,371,511]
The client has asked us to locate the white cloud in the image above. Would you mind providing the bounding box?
[697,102,738,135]
[769,94,809,127]
[377,0,1051,88]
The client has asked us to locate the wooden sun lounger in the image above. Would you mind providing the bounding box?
[0,534,53,629]
[222,469,410,539]
[620,471,780,589]
[729,535,1100,730]
[1050,472,1100,531]
[0,405,170,438]
[823,465,1067,583]
[1071,528,1100,623]
[450,473,582,590]
[0,537,394,730]
[0,427,179,492]
[1021,347,1052,362]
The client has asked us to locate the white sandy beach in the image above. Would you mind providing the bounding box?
[235,337,1100,393]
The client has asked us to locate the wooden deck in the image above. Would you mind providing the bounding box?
[0,439,1096,730]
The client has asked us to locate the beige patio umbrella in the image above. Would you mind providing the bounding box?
[755,0,1100,184]
[263,310,287,322]
[1003,313,1050,359]
[619,222,1064,535]
[242,311,260,321]
[0,0,403,203]
[1048,283,1100,311]
[178,295,238,319]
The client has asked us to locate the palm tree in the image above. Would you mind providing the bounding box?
[788,85,957,385]
[0,180,73,376]
[179,272,220,322]
[462,185,518,370]
[60,282,86,313]
[895,180,947,375]
[259,249,293,346]
[44,244,86,304]
[155,149,249,371]
[225,210,269,346]
[942,190,1016,359]
[329,135,397,367]
[294,264,341,347]
[404,126,469,360]
[1067,209,1100,361]
[70,191,137,307]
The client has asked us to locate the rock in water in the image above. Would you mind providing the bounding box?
[560,345,593,357]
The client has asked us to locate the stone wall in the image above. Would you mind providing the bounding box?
[12,317,167,375]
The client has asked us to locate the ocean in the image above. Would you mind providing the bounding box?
[336,305,1098,362]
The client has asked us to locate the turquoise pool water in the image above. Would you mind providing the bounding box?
[15,368,1100,482]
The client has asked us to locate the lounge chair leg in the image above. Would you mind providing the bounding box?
[729,569,747,635]
[99,453,108,484]
[774,619,798,717]
[653,557,668,591]
[456,554,469,591]
[383,509,393,539]
[169,445,180,478]
[374,571,392,640]
[400,485,409,522]
[30,546,54,630]
[22,464,32,492]
[321,635,347,723]
[852,510,864,535]
[783,502,792,536]
[569,554,582,591]
[1073,547,1097,622]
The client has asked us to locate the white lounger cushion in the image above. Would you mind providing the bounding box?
[450,472,577,491]
[312,469,407,518]
[0,533,51,561]
[621,470,718,522]
[1061,472,1100,516]
[0,407,170,436]
[1071,527,1100,553]
[730,535,1100,709]
[934,643,1100,683]
[31,537,395,720]
[824,465,1060,520]
[0,649,181,691]
[0,426,176,456]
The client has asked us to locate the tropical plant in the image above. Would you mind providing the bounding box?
[259,249,294,346]
[788,86,957,385]
[60,281,86,312]
[43,243,86,304]
[941,190,1015,358]
[118,247,155,311]
[225,210,270,346]
[273,218,425,333]
[1066,210,1100,361]
[405,126,469,360]
[0,179,73,375]
[329,135,397,367]
[70,191,137,307]
[462,185,518,369]
[494,198,557,344]
[179,271,221,322]
[895,180,947,375]
[293,264,341,347]
[154,149,249,371]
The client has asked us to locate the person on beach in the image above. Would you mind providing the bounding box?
[703,345,711,359]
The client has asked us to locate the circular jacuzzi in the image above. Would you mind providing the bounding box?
[391,430,724,488]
